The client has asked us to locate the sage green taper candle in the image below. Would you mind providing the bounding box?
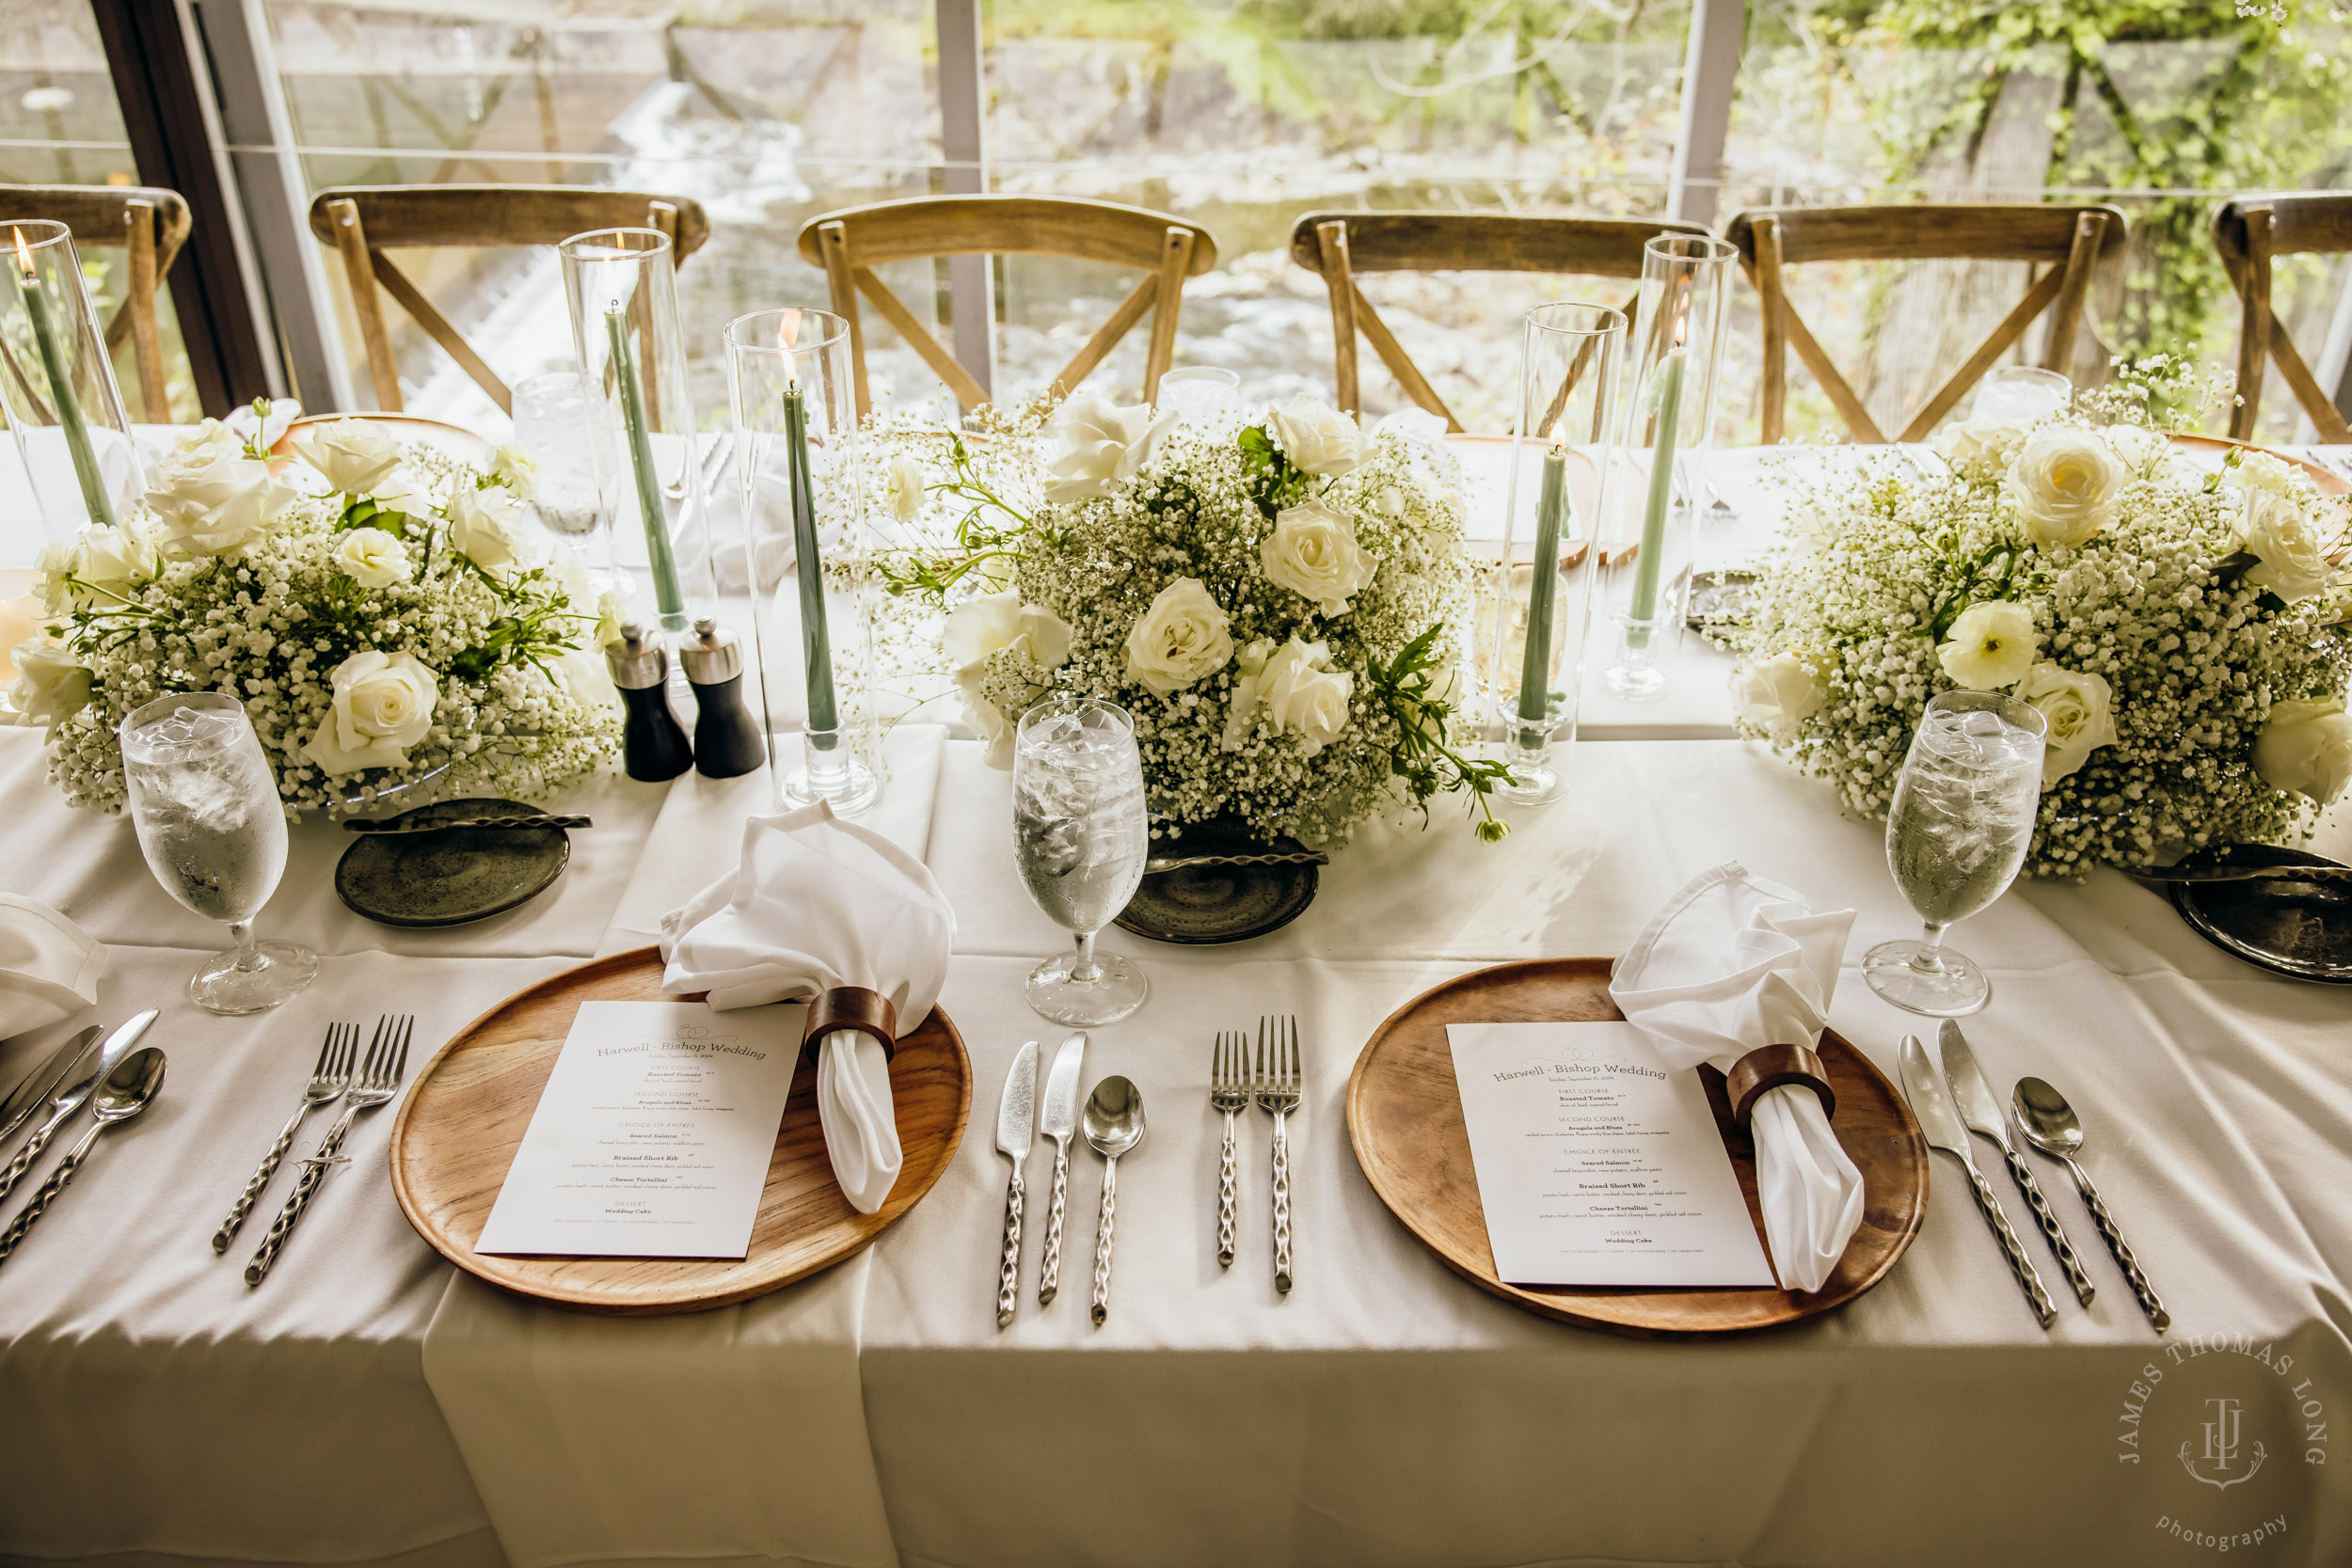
[1517,436,1567,731]
[781,374,837,736]
[605,303,685,630]
[1625,342,1686,645]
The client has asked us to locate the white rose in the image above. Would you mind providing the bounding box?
[1934,415,2028,483]
[886,452,928,525]
[1732,652,1828,742]
[2253,698,2352,806]
[1267,392,1363,477]
[300,650,439,776]
[447,483,531,572]
[1260,498,1375,616]
[33,522,153,614]
[593,589,628,652]
[1256,636,1353,756]
[2102,423,2170,472]
[944,591,1073,766]
[7,638,92,728]
[2015,661,2118,785]
[1043,392,1180,502]
[1936,600,2040,689]
[144,420,296,556]
[2239,488,2335,603]
[2003,427,2127,548]
[1220,638,1277,750]
[1122,577,1233,696]
[487,442,537,499]
[2233,450,2310,500]
[294,418,406,498]
[32,540,77,616]
[334,527,410,589]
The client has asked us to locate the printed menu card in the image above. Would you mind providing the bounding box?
[476,1000,800,1259]
[1446,1021,1775,1288]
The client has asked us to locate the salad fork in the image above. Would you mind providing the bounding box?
[214,1022,356,1252]
[245,1014,413,1286]
[1209,1031,1251,1267]
[1256,1014,1301,1294]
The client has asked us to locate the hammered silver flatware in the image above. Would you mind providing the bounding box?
[1036,1032,1087,1307]
[343,815,591,834]
[1083,1075,1145,1326]
[245,1014,411,1286]
[0,1011,157,1203]
[1939,1021,2095,1307]
[1899,1033,2053,1327]
[0,1024,102,1148]
[1256,1014,1300,1294]
[213,1022,357,1253]
[0,1047,165,1264]
[1210,1029,1251,1268]
[993,1039,1040,1327]
[2014,1075,2169,1333]
[1141,849,1329,876]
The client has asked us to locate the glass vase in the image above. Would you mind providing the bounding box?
[0,219,143,551]
[1479,301,1626,806]
[1601,233,1736,701]
[558,227,713,636]
[724,307,881,815]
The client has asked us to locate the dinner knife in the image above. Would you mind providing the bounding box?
[0,1010,157,1202]
[1035,1031,1088,1307]
[993,1039,1041,1328]
[1899,1033,2054,1327]
[0,1024,103,1148]
[1939,1021,2095,1308]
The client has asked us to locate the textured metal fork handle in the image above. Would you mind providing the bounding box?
[215,1101,315,1254]
[2071,1157,2169,1332]
[1271,1109,1292,1294]
[1960,1157,2054,1326]
[1090,1156,1118,1326]
[1217,1111,1236,1268]
[1039,1143,1069,1305]
[0,1113,65,1203]
[995,1164,1024,1326]
[245,1115,356,1286]
[2000,1145,2094,1307]
[0,1125,99,1262]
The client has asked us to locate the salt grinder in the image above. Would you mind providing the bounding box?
[606,623,693,782]
[680,617,764,779]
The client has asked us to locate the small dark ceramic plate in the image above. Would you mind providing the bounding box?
[1114,820,1319,945]
[336,796,570,928]
[2167,844,2352,985]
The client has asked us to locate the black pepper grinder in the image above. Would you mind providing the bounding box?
[680,616,764,779]
[606,623,693,782]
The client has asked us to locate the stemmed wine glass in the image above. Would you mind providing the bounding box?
[119,693,318,1015]
[1012,696,1150,1026]
[1863,689,2048,1016]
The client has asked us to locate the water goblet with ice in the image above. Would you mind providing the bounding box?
[119,692,317,1015]
[1012,696,1150,1026]
[1862,689,2047,1017]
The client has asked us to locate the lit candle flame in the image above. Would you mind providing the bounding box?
[12,228,31,277]
[776,307,802,388]
[1543,420,1563,449]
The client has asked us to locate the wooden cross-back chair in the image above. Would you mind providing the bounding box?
[308,184,711,416]
[1287,212,1716,433]
[0,183,191,423]
[1724,203,2130,444]
[2213,193,2352,444]
[793,196,1218,419]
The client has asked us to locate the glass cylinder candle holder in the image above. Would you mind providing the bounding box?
[724,307,881,815]
[1601,233,1735,702]
[0,220,142,550]
[1479,301,1626,807]
[558,227,713,636]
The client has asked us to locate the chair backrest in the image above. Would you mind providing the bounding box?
[792,196,1219,418]
[2212,193,2352,444]
[1724,202,2130,444]
[307,184,711,415]
[1286,212,1716,432]
[0,182,192,423]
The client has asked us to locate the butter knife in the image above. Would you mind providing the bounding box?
[345,815,591,833]
[1035,1031,1088,1307]
[0,1010,157,1202]
[0,1024,103,1148]
[2135,861,2352,884]
[993,1040,1040,1327]
[1899,1033,2054,1327]
[1939,1021,2095,1308]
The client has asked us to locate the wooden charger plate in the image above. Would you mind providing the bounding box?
[389,945,972,1314]
[1346,958,1928,1338]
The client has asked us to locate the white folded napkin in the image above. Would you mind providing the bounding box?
[658,800,955,1213]
[0,895,103,1041]
[1608,863,1864,1292]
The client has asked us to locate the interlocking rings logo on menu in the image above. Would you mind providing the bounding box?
[2115,1331,2328,1554]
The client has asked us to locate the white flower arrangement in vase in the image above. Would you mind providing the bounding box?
[11,408,623,814]
[1728,369,2352,876]
[871,390,1509,844]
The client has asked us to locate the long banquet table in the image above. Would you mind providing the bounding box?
[6,442,2352,1568]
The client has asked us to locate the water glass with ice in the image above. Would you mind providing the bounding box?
[119,692,318,1015]
[511,368,624,591]
[1012,696,1150,1026]
[1862,689,2047,1016]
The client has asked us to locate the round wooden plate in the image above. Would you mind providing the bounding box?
[1346,958,1928,1338]
[389,946,972,1314]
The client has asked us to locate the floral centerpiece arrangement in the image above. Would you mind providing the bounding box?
[1730,379,2352,876]
[10,410,623,813]
[870,390,1508,843]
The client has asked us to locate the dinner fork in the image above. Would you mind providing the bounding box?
[1256,1015,1301,1294]
[244,1014,413,1286]
[213,1023,357,1253]
[1210,1031,1251,1268]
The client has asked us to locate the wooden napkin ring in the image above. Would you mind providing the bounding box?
[803,986,898,1064]
[1725,1043,1835,1128]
